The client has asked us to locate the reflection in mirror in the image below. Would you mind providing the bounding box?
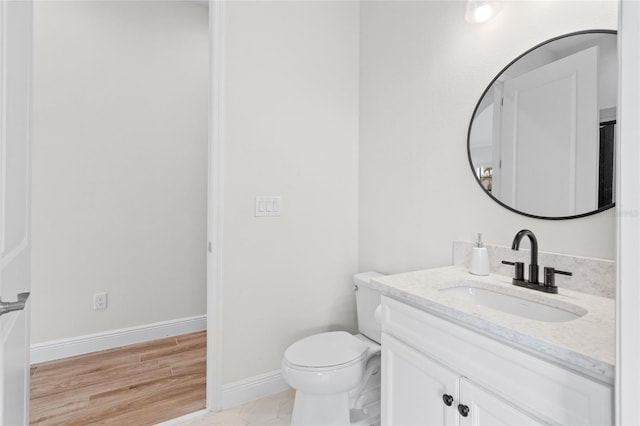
[468,30,617,220]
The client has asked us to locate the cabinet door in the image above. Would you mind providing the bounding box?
[381,334,458,426]
[458,378,545,426]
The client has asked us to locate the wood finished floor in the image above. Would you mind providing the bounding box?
[30,331,206,425]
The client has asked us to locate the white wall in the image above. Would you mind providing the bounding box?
[359,0,618,275]
[30,0,617,390]
[222,1,360,384]
[31,1,208,343]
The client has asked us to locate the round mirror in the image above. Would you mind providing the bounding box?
[467,30,617,220]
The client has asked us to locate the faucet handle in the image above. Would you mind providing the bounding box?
[543,267,572,288]
[501,260,525,281]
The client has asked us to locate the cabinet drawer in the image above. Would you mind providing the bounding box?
[381,296,613,425]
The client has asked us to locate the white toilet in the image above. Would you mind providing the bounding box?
[281,272,384,426]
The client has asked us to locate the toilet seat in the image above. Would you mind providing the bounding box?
[284,331,369,369]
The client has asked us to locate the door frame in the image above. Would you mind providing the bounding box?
[616,1,640,424]
[206,0,225,412]
[2,0,224,419]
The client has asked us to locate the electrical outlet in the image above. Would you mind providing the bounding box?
[94,292,108,310]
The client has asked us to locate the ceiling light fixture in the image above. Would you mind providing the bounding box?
[465,0,502,24]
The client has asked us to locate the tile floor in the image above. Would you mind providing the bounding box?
[179,389,294,426]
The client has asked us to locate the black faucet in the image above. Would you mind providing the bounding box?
[511,229,539,284]
[501,229,572,294]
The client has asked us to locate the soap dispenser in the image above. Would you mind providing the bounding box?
[469,233,490,276]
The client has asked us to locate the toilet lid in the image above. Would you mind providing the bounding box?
[284,331,369,368]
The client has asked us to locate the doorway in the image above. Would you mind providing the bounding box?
[29,1,210,422]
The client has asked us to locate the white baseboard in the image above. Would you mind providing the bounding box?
[220,369,291,410]
[30,315,207,364]
[155,371,289,424]
[154,371,290,424]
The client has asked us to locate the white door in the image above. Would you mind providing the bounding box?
[0,0,33,424]
[381,334,458,426]
[499,46,599,217]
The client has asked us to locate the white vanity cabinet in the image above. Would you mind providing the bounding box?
[380,295,613,426]
[382,334,543,425]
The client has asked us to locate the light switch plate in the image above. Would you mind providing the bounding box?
[255,196,281,217]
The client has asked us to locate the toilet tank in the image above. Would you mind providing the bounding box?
[353,272,384,344]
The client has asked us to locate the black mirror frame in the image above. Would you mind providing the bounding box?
[466,29,617,220]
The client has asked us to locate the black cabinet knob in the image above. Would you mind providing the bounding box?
[458,404,470,417]
[442,394,454,406]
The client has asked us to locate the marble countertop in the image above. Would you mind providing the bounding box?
[368,266,615,384]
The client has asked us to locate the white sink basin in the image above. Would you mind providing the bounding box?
[440,285,585,322]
